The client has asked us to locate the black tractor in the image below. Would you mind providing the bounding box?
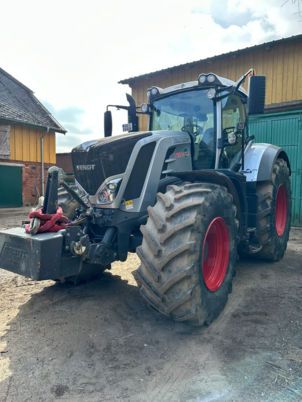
[0,70,291,326]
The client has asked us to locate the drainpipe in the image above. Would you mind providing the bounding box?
[41,127,50,196]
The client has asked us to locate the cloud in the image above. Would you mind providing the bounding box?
[56,134,84,153]
[210,0,256,28]
[42,101,93,150]
[43,102,85,125]
[0,0,301,152]
[54,107,84,124]
[63,123,93,135]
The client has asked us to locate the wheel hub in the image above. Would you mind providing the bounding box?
[275,185,288,237]
[202,217,230,292]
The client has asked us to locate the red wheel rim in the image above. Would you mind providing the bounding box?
[202,217,230,292]
[275,185,288,236]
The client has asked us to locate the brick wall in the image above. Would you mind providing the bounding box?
[56,153,73,174]
[22,161,53,205]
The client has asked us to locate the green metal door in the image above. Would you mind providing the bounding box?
[249,110,302,226]
[0,164,22,207]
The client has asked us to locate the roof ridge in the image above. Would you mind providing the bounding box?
[0,67,66,133]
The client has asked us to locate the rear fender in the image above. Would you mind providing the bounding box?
[243,142,291,183]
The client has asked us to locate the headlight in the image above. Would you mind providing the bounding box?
[97,177,122,205]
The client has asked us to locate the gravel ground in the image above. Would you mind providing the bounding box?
[0,209,301,401]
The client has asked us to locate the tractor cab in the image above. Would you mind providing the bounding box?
[104,69,265,175]
[147,76,248,172]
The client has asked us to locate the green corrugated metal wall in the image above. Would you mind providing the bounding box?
[0,165,22,207]
[249,110,302,226]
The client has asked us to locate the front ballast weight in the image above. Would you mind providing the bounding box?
[0,167,113,281]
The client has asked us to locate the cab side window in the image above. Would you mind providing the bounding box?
[220,95,246,168]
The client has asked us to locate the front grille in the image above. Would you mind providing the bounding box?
[72,132,152,195]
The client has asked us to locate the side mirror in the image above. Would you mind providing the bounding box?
[104,110,113,137]
[126,93,138,131]
[248,76,266,115]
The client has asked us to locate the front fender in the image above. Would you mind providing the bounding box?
[242,142,291,183]
[170,170,247,240]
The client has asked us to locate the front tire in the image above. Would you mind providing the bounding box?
[134,182,238,326]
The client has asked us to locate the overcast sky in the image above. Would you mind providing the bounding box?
[1,0,301,152]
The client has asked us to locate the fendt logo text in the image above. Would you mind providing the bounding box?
[76,164,96,171]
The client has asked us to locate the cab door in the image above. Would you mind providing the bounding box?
[220,94,246,169]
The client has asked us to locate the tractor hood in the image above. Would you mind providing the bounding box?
[71,132,152,195]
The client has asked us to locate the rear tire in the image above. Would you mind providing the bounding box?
[252,158,291,261]
[134,182,238,326]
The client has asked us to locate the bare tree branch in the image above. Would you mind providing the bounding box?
[281,0,302,18]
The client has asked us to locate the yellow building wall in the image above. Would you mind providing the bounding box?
[9,125,56,164]
[130,40,302,130]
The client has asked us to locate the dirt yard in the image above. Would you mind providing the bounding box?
[0,208,301,402]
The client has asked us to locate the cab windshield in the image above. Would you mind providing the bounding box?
[151,89,216,169]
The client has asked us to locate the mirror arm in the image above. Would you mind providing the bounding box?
[234,68,255,91]
[106,104,129,111]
